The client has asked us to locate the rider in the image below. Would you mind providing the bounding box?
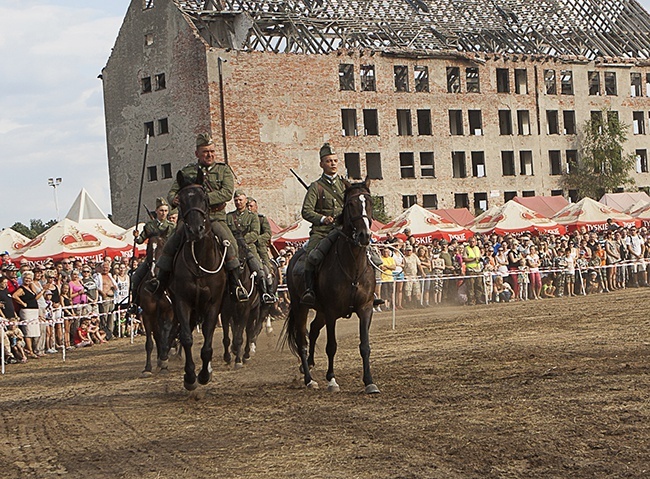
[130,197,175,308]
[226,190,276,304]
[146,133,247,302]
[247,197,279,303]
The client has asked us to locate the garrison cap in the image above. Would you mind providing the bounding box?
[319,142,336,159]
[155,197,169,209]
[196,133,214,148]
[169,208,178,216]
[233,189,247,198]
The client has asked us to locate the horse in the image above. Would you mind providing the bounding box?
[220,238,261,368]
[138,232,176,377]
[168,169,228,390]
[283,178,380,394]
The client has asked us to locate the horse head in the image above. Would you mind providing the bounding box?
[177,168,210,242]
[342,178,373,247]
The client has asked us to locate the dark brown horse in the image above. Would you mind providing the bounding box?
[138,232,175,377]
[168,170,228,390]
[220,238,261,368]
[283,178,379,394]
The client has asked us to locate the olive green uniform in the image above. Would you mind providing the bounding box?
[256,214,272,266]
[301,174,345,257]
[135,219,175,245]
[226,209,261,262]
[158,161,239,272]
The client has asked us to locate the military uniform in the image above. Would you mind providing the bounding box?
[302,174,345,254]
[135,218,175,245]
[255,213,272,267]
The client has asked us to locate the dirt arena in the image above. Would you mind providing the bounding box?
[1,288,649,478]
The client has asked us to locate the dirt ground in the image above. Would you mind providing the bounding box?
[1,288,649,479]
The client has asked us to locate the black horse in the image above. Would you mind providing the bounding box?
[138,233,175,377]
[283,178,379,394]
[221,238,261,368]
[168,169,228,390]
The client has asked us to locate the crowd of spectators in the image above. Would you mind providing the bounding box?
[0,253,141,367]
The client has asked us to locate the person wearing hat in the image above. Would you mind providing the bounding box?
[226,190,275,303]
[247,197,279,302]
[147,133,247,302]
[130,197,175,308]
[462,236,484,306]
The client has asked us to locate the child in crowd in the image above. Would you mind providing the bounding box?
[73,318,93,348]
[6,322,27,363]
[430,249,445,305]
[541,276,556,298]
[517,258,530,301]
[87,314,107,344]
[492,275,513,303]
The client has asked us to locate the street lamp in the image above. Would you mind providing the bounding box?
[48,177,62,221]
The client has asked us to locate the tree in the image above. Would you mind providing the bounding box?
[10,219,57,239]
[563,108,635,200]
[372,195,390,224]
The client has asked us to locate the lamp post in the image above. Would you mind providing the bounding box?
[48,177,62,221]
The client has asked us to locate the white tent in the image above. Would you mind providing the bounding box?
[376,204,473,243]
[272,219,311,250]
[65,188,127,238]
[599,192,650,212]
[468,201,565,236]
[553,197,640,232]
[0,228,30,257]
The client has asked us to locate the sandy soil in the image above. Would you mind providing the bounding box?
[1,288,649,479]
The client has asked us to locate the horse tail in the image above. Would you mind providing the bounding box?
[279,305,302,357]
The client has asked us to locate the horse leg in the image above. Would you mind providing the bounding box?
[359,307,380,394]
[306,313,326,371]
[243,304,260,362]
[198,305,219,385]
[142,328,153,377]
[231,309,246,369]
[177,308,197,390]
[222,313,232,364]
[324,318,340,392]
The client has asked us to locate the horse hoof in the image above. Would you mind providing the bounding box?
[327,379,340,393]
[184,381,198,391]
[364,384,381,394]
[159,368,169,375]
[242,356,249,364]
[198,371,211,385]
[306,380,319,390]
[265,326,273,334]
[141,370,153,378]
[234,362,244,370]
[158,360,169,370]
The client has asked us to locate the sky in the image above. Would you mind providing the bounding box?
[1,0,650,229]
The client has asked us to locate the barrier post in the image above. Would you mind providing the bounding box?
[1,324,5,375]
[391,281,396,330]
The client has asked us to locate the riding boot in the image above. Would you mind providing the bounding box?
[301,268,316,307]
[373,295,385,307]
[145,269,171,298]
[258,276,276,304]
[228,268,248,303]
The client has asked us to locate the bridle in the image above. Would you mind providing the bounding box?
[343,189,373,247]
[179,184,210,228]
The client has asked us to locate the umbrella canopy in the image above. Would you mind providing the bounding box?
[599,192,650,212]
[469,201,565,236]
[429,208,475,226]
[513,195,569,219]
[267,217,282,236]
[376,204,473,243]
[626,199,650,214]
[0,228,30,257]
[13,218,133,265]
[628,202,650,228]
[272,219,311,250]
[553,197,640,232]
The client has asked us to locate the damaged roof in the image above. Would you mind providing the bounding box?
[174,0,650,59]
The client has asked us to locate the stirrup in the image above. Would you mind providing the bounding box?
[373,297,385,306]
[262,293,277,304]
[144,278,159,294]
[233,281,248,303]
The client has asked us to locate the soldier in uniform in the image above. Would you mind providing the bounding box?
[247,197,278,302]
[130,197,175,307]
[226,190,275,303]
[147,133,247,302]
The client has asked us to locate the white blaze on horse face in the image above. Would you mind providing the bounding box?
[359,194,371,231]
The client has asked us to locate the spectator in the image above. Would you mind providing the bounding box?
[462,236,484,306]
[402,244,423,308]
[526,245,542,300]
[12,271,43,359]
[417,246,432,307]
[430,248,445,305]
[59,282,73,349]
[626,226,646,287]
[80,266,99,315]
[492,275,513,303]
[541,275,556,298]
[517,258,530,301]
[73,317,93,348]
[378,246,396,311]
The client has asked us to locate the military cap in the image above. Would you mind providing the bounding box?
[319,142,336,159]
[233,189,247,198]
[169,208,178,217]
[196,133,214,148]
[155,197,169,209]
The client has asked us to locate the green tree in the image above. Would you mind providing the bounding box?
[10,219,57,239]
[372,195,390,224]
[563,108,635,199]
[11,222,33,239]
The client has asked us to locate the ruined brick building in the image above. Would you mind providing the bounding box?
[102,0,650,227]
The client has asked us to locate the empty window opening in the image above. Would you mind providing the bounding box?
[144,33,154,46]
[630,72,642,97]
[546,110,559,135]
[446,67,460,93]
[646,73,650,96]
[522,190,535,197]
[452,151,467,178]
[344,153,361,179]
[144,121,154,138]
[422,194,438,209]
[161,163,172,179]
[417,109,432,135]
[420,152,435,177]
[468,110,483,135]
[141,76,152,93]
[504,191,517,202]
[474,192,488,213]
[563,111,576,135]
[147,165,157,182]
[360,65,376,91]
[568,189,579,203]
[339,64,355,91]
[454,193,469,209]
[591,111,604,134]
[403,195,417,208]
[341,109,357,136]
[400,152,415,178]
[520,151,534,176]
[394,65,409,92]
[502,151,516,176]
[633,111,645,135]
[604,72,617,96]
[544,69,556,94]
[498,110,513,135]
[157,118,169,135]
[496,68,510,93]
[608,110,619,123]
[449,110,463,135]
[363,109,379,136]
[588,71,600,95]
[549,150,562,175]
[514,69,528,94]
[397,109,412,136]
[466,67,480,93]
[566,150,578,174]
[636,150,649,173]
[517,110,531,135]
[366,153,382,179]
[471,151,486,177]
[155,73,166,90]
[551,190,564,197]
[414,65,429,92]
[561,70,573,95]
